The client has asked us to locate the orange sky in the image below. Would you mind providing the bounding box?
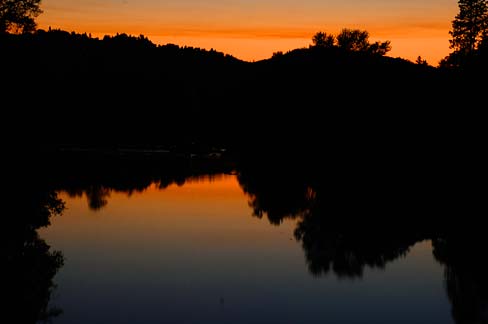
[38,0,459,65]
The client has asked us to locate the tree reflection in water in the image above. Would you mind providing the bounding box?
[433,235,488,324]
[9,151,486,324]
[236,158,487,324]
[237,161,427,278]
[5,189,65,323]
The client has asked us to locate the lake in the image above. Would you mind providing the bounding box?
[33,173,459,324]
[6,151,486,324]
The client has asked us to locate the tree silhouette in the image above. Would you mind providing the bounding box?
[336,28,391,55]
[311,28,391,55]
[312,31,335,48]
[367,39,392,55]
[416,55,428,65]
[449,0,488,54]
[0,0,42,34]
[336,28,370,52]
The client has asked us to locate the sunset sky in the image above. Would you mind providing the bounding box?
[38,0,458,65]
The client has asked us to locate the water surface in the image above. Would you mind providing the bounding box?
[37,175,457,324]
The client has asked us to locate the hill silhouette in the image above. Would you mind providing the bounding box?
[1,29,484,159]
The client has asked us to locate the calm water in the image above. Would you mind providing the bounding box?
[36,174,456,324]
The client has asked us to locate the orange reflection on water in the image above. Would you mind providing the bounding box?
[42,175,298,253]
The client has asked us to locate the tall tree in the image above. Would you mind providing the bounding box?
[0,0,42,34]
[449,0,488,54]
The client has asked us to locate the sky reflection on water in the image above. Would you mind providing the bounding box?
[38,175,453,324]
